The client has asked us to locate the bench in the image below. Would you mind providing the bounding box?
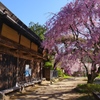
[0,86,20,100]
[17,79,41,91]
[92,92,100,100]
[0,79,42,100]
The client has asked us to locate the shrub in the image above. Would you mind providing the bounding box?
[56,68,64,77]
[44,61,54,70]
[44,61,52,67]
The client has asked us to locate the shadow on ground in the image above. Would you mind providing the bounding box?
[10,89,80,100]
[8,78,88,100]
[76,95,95,100]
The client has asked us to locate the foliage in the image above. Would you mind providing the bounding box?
[43,0,100,83]
[56,68,64,77]
[44,61,54,70]
[63,74,72,79]
[44,61,52,67]
[29,22,46,40]
[56,67,71,78]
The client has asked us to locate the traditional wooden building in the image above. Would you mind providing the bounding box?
[0,2,44,90]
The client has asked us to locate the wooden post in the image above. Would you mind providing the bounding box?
[0,20,3,35]
[40,62,43,80]
[16,50,19,85]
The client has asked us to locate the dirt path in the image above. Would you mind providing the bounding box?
[7,77,87,100]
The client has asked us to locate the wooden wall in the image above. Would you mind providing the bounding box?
[1,23,38,52]
[31,42,38,52]
[0,54,41,90]
[1,24,19,43]
[31,61,41,79]
[20,35,30,48]
[0,54,17,90]
[0,23,42,90]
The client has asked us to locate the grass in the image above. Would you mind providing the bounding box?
[63,74,72,79]
[97,74,100,78]
[75,83,100,100]
[76,83,100,93]
[76,95,95,100]
[75,84,88,93]
[87,83,100,92]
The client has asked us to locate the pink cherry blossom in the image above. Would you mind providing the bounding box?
[43,0,100,83]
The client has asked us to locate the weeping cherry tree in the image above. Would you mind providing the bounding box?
[43,0,100,83]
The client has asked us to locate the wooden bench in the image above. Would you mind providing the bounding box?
[0,79,42,100]
[0,86,20,100]
[92,92,100,100]
[20,79,42,87]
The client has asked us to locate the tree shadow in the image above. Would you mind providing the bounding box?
[76,95,95,100]
[10,89,78,100]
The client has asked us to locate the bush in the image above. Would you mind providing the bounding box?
[56,68,72,79]
[56,68,64,77]
[63,74,72,78]
[44,61,52,67]
[44,61,54,70]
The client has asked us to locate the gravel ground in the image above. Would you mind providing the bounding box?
[5,77,88,100]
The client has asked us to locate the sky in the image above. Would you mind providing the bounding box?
[0,0,72,26]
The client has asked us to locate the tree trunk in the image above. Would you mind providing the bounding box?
[87,72,98,83]
[87,74,93,83]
